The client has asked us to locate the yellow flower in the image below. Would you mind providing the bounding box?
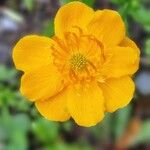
[13,2,140,127]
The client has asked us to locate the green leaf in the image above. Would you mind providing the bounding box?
[130,120,150,146]
[0,65,17,81]
[82,0,95,7]
[62,121,73,132]
[49,141,92,150]
[144,39,150,56]
[0,85,30,111]
[23,0,35,11]
[90,113,112,141]
[59,0,94,7]
[0,111,30,150]
[8,118,29,150]
[13,114,30,132]
[59,0,75,5]
[112,105,132,140]
[32,118,60,143]
[129,7,150,32]
[111,0,130,5]
[42,20,54,37]
[7,133,27,150]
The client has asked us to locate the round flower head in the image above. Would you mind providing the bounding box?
[13,2,140,127]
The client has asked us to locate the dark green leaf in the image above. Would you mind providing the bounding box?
[112,105,132,140]
[42,20,54,37]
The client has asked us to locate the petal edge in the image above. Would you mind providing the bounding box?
[99,76,135,112]
[67,83,105,127]
[55,2,94,38]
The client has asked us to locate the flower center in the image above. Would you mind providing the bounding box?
[51,28,105,83]
[69,53,87,71]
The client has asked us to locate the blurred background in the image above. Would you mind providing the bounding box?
[0,0,150,150]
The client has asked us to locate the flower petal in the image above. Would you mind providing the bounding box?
[88,9,125,47]
[120,37,140,56]
[13,35,53,72]
[101,46,139,78]
[67,83,105,127]
[20,65,64,102]
[99,76,135,112]
[55,2,94,38]
[35,89,70,121]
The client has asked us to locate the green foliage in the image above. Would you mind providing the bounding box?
[44,141,92,150]
[90,113,112,141]
[42,20,54,37]
[0,65,17,81]
[130,120,150,146]
[112,105,132,140]
[90,106,132,142]
[144,39,150,56]
[59,0,94,7]
[0,65,18,89]
[59,0,76,5]
[111,0,150,32]
[0,109,30,150]
[81,0,95,7]
[32,118,60,144]
[62,121,73,132]
[129,6,150,32]
[22,0,35,11]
